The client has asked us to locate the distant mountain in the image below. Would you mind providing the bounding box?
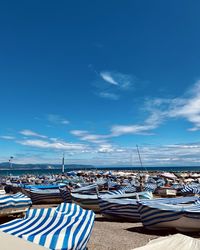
[0,162,94,170]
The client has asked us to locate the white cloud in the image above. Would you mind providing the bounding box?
[145,80,200,131]
[100,71,119,85]
[47,114,70,125]
[0,136,15,140]
[168,82,200,130]
[99,71,134,90]
[19,130,47,138]
[110,110,164,136]
[18,139,88,151]
[70,130,108,144]
[95,70,135,100]
[97,144,114,153]
[99,92,119,100]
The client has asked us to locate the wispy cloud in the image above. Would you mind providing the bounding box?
[93,70,135,100]
[19,130,47,138]
[98,92,119,100]
[100,71,134,90]
[100,71,119,85]
[144,80,200,132]
[70,130,108,144]
[97,144,115,153]
[18,139,88,151]
[168,81,200,131]
[47,114,70,125]
[0,135,15,140]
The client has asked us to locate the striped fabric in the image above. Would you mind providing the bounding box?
[99,196,199,222]
[95,179,107,186]
[104,190,124,195]
[138,198,200,231]
[72,184,98,194]
[172,184,184,190]
[59,186,72,203]
[28,189,63,204]
[156,178,165,187]
[120,185,137,193]
[71,190,153,213]
[98,197,140,221]
[181,185,200,194]
[0,192,32,211]
[107,180,119,189]
[0,203,95,250]
[144,183,157,192]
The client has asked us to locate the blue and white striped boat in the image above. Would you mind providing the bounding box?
[98,197,141,221]
[72,183,98,194]
[138,197,200,232]
[72,191,153,212]
[99,196,198,222]
[0,192,32,217]
[0,203,95,250]
[27,188,63,204]
[181,184,200,195]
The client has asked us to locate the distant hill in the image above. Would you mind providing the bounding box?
[0,162,95,170]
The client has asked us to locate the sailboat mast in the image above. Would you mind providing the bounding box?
[136,145,148,173]
[62,153,65,174]
[136,145,143,168]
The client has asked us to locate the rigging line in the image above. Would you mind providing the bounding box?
[136,145,148,172]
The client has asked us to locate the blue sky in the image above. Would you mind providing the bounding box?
[1,1,200,166]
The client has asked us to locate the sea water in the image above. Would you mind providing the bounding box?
[0,166,200,176]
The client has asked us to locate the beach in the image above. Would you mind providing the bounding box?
[87,214,200,250]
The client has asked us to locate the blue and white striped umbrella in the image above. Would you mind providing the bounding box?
[0,203,95,250]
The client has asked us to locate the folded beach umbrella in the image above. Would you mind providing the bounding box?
[133,234,200,250]
[0,203,95,250]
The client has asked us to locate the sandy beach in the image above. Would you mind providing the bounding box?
[87,214,200,250]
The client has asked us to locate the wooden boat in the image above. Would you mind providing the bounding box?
[138,198,200,232]
[25,188,63,204]
[0,192,32,217]
[72,191,153,213]
[99,196,198,222]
